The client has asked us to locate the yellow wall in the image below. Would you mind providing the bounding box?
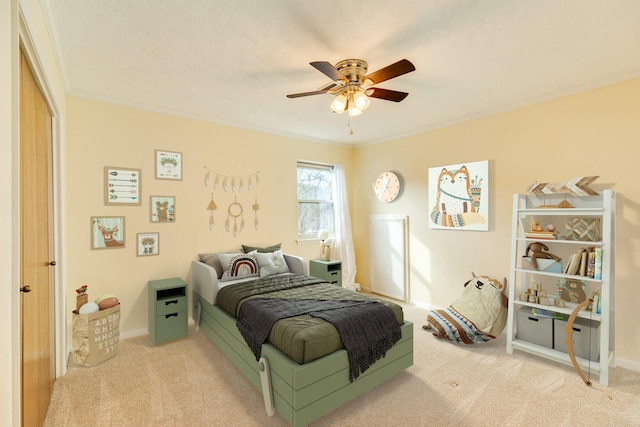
[64,97,353,336]
[353,77,640,366]
[65,78,640,367]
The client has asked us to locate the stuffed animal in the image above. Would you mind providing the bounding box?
[423,273,508,343]
[525,242,560,269]
[530,220,544,232]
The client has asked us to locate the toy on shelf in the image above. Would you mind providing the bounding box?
[525,242,561,269]
[525,220,558,240]
[520,282,565,307]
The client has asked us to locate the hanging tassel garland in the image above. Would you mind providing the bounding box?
[202,167,260,234]
[252,197,260,231]
[206,194,217,231]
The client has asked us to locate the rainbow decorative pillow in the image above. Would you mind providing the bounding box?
[218,253,259,282]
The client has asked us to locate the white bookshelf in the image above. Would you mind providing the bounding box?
[505,190,615,385]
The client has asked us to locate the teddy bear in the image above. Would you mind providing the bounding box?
[525,241,560,269]
[530,220,544,232]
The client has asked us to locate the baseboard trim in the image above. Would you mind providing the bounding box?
[615,357,640,373]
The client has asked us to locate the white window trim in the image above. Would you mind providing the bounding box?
[296,160,336,240]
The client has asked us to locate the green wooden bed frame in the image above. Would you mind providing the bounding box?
[191,258,413,426]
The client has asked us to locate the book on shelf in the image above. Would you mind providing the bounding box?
[525,231,558,240]
[579,249,588,276]
[593,247,603,280]
[564,248,585,275]
[591,292,600,314]
[587,247,596,278]
[563,246,601,278]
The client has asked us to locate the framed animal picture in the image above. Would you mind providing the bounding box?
[558,278,587,304]
[150,195,175,223]
[137,232,159,256]
[91,216,125,249]
[428,160,489,231]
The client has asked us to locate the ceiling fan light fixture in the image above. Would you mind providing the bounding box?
[352,90,370,110]
[330,94,347,113]
[348,104,363,117]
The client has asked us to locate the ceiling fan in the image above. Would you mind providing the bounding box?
[287,59,416,116]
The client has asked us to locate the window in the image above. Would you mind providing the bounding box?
[297,162,335,238]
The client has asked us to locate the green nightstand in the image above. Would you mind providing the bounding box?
[148,277,188,344]
[310,259,342,287]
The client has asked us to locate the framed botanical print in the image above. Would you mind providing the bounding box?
[155,150,182,180]
[104,167,141,206]
[91,216,125,249]
[428,160,489,231]
[150,195,175,222]
[137,232,159,256]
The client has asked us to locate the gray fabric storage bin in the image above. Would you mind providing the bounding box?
[554,316,600,362]
[516,307,553,348]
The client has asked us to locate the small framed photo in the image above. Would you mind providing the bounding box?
[155,150,182,180]
[137,232,159,256]
[104,167,141,206]
[150,195,175,222]
[91,216,125,249]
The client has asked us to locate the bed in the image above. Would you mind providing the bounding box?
[191,252,413,426]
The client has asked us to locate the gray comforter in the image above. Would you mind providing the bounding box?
[217,273,403,380]
[237,297,401,381]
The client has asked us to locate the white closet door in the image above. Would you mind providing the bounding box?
[369,215,409,301]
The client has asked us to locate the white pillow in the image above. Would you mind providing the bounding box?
[217,252,260,282]
[253,250,290,277]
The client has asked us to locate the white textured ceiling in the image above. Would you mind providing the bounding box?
[44,0,640,146]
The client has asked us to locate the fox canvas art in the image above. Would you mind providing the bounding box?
[429,160,488,230]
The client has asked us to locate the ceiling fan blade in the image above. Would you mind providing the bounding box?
[367,87,409,102]
[286,90,329,98]
[310,61,348,83]
[286,82,339,99]
[364,59,415,85]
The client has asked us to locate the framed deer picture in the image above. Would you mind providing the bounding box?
[91,216,125,249]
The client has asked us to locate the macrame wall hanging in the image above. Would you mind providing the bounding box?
[203,167,260,236]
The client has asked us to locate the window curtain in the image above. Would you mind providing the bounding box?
[332,164,357,289]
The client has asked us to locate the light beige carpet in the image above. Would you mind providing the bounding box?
[44,303,640,426]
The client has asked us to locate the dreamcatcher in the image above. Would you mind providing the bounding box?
[225,196,244,237]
